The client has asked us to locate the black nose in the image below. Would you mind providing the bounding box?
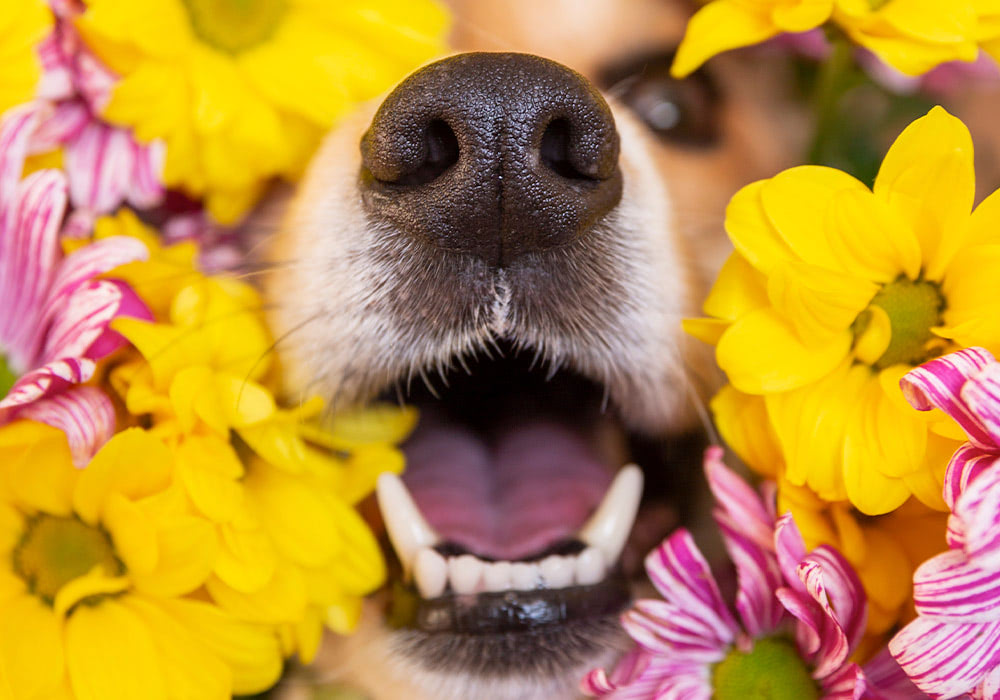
[360,52,622,267]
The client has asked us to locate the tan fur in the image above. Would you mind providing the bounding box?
[264,2,804,697]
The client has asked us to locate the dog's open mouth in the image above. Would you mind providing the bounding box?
[367,342,702,673]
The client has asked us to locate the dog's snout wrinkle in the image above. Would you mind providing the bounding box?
[360,52,623,267]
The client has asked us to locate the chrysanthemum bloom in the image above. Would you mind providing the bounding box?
[685,106,1000,516]
[75,0,450,223]
[101,230,415,656]
[0,0,50,113]
[582,448,922,699]
[672,0,985,79]
[0,421,283,699]
[0,107,149,464]
[888,346,1000,697]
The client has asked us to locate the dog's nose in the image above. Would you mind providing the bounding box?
[360,52,622,267]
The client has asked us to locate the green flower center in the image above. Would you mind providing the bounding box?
[0,353,16,398]
[864,276,946,369]
[181,0,287,54]
[713,637,819,700]
[12,515,124,605]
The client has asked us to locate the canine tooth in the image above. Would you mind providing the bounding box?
[575,546,605,586]
[414,548,448,599]
[449,555,484,594]
[375,473,439,575]
[482,561,513,592]
[539,555,574,588]
[578,464,643,565]
[510,562,540,590]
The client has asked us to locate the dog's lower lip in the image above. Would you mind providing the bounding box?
[390,574,631,634]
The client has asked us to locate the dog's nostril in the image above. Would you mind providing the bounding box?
[540,119,593,181]
[387,120,459,187]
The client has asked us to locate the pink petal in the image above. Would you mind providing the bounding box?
[625,601,730,662]
[580,649,650,697]
[890,617,1000,699]
[64,121,135,216]
[644,531,739,645]
[38,279,124,363]
[800,546,867,658]
[819,661,862,700]
[944,445,998,512]
[15,386,115,466]
[975,664,1000,700]
[776,587,825,660]
[775,513,809,592]
[961,364,1000,454]
[126,139,165,209]
[82,279,153,358]
[0,169,68,365]
[29,100,89,153]
[0,104,39,215]
[794,560,852,679]
[717,517,785,638]
[36,33,74,101]
[859,648,927,699]
[914,549,1000,623]
[705,445,774,551]
[0,357,94,410]
[901,348,999,451]
[955,464,1000,570]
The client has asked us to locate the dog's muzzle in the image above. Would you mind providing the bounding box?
[359,52,623,267]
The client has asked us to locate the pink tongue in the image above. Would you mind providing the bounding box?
[401,419,613,560]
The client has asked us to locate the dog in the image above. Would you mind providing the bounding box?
[263,1,805,698]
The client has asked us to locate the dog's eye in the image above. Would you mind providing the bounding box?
[598,51,720,147]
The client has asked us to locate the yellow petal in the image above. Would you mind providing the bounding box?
[214,517,277,593]
[0,421,75,516]
[175,435,244,523]
[700,252,770,321]
[851,526,911,632]
[325,595,364,636]
[671,0,779,77]
[154,596,283,696]
[131,514,218,597]
[766,362,869,501]
[710,385,783,477]
[772,0,834,31]
[121,596,232,700]
[682,318,731,347]
[725,180,794,275]
[716,308,852,394]
[939,243,1000,351]
[103,493,159,574]
[766,260,877,341]
[65,600,169,700]
[966,186,1000,248]
[827,188,922,282]
[873,106,975,279]
[53,567,130,619]
[853,305,892,366]
[318,403,420,450]
[760,165,871,272]
[0,593,64,698]
[206,565,307,624]
[73,429,172,526]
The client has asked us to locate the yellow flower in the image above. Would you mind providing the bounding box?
[0,420,283,699]
[686,106,1000,515]
[0,0,50,115]
[76,0,450,223]
[102,228,416,655]
[672,0,986,78]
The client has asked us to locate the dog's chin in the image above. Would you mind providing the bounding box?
[288,338,705,700]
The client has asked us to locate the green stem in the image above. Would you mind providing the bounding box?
[807,36,855,166]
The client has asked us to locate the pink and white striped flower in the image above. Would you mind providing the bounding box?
[582,447,924,700]
[891,347,1000,699]
[0,105,149,464]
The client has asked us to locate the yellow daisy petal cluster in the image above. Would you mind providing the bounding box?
[0,420,284,698]
[0,0,50,114]
[686,106,1000,516]
[75,0,450,223]
[94,210,416,662]
[672,0,995,78]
